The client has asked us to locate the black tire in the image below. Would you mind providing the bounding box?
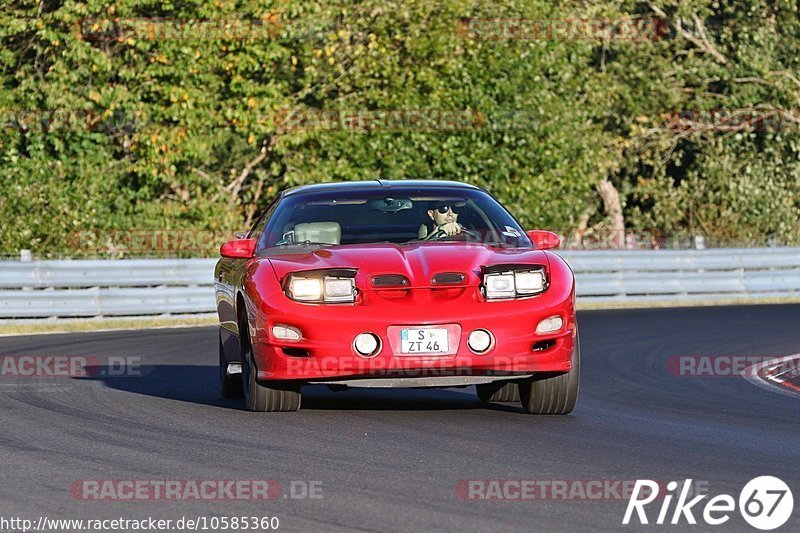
[240,316,301,412]
[519,332,580,415]
[219,332,243,399]
[476,381,520,402]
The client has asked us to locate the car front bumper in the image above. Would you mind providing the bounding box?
[249,287,576,383]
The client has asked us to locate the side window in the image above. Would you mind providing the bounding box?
[248,197,279,242]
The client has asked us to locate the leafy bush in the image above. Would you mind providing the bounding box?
[1,0,797,257]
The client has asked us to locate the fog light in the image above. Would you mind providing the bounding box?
[272,325,301,341]
[354,333,381,357]
[536,316,563,334]
[468,329,494,353]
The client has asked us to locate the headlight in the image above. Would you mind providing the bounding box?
[323,276,356,302]
[514,270,546,295]
[484,273,516,299]
[483,267,547,299]
[289,277,323,301]
[286,270,357,303]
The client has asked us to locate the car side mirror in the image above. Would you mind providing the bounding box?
[526,230,560,250]
[220,239,256,259]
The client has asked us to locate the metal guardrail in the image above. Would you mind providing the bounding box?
[0,249,798,318]
[559,248,800,304]
[0,259,217,318]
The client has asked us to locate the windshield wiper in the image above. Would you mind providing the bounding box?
[274,241,334,247]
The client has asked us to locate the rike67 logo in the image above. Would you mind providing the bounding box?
[624,477,793,530]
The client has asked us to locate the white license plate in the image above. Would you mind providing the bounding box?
[400,328,449,354]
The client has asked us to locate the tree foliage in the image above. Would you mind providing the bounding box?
[1,0,797,256]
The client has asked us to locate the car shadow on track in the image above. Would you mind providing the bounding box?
[76,364,241,409]
[301,385,524,413]
[76,364,526,413]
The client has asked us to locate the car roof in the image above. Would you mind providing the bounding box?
[282,179,481,197]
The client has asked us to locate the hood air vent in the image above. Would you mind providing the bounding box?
[431,272,466,285]
[371,274,410,288]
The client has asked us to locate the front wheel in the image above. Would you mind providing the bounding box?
[240,317,301,412]
[219,333,243,399]
[518,333,580,415]
[476,381,520,402]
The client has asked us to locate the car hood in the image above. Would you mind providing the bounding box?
[262,242,549,287]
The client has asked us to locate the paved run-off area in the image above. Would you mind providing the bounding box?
[0,305,798,532]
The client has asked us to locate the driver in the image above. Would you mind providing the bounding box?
[418,202,463,239]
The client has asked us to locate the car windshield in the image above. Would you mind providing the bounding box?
[258,186,532,250]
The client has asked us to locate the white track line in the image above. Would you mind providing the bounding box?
[743,353,800,398]
[0,323,214,338]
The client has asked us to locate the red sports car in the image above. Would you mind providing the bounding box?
[215,180,578,413]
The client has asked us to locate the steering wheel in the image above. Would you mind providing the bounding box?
[422,226,481,241]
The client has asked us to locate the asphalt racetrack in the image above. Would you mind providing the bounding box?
[1,305,798,532]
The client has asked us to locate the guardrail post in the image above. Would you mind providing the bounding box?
[693,236,705,250]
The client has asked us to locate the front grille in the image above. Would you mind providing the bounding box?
[282,347,310,357]
[532,340,556,352]
[432,272,466,285]
[371,274,410,287]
